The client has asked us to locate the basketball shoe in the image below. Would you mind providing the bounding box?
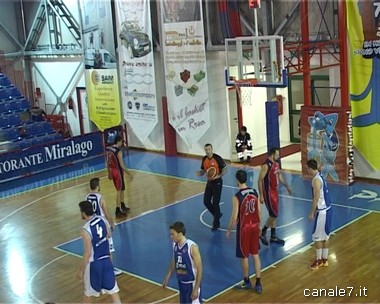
[255,282,263,294]
[322,258,329,266]
[235,280,251,290]
[260,234,269,245]
[270,237,285,246]
[309,259,323,270]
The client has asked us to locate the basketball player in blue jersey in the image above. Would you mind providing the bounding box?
[76,201,121,303]
[226,170,262,293]
[86,177,121,276]
[162,222,203,304]
[307,159,333,270]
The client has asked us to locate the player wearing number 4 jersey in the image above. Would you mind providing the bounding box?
[86,178,122,276]
[76,201,121,304]
[226,170,262,293]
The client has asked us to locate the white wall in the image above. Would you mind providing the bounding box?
[240,86,290,153]
[32,59,84,136]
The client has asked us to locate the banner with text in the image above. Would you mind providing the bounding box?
[347,1,380,169]
[80,0,121,131]
[160,0,210,147]
[0,132,104,182]
[115,0,158,143]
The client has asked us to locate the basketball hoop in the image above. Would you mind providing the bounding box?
[234,79,257,106]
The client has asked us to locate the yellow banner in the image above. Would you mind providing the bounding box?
[347,0,380,169]
[85,69,121,131]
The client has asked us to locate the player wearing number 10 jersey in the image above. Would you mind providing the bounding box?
[226,170,262,293]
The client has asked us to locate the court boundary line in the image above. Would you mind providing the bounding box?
[0,166,107,200]
[280,194,380,213]
[53,247,179,293]
[204,210,372,301]
[28,253,68,304]
[54,192,204,248]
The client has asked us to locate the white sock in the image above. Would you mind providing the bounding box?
[316,248,322,260]
[322,248,329,259]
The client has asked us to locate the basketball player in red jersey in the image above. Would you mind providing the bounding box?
[226,170,262,293]
[196,143,227,231]
[106,134,133,218]
[258,147,291,245]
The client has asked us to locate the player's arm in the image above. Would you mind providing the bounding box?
[77,229,92,279]
[279,171,292,194]
[257,196,262,223]
[257,164,268,204]
[106,153,112,180]
[162,257,175,289]
[101,197,115,231]
[309,178,321,221]
[117,150,133,180]
[215,156,227,178]
[226,196,239,239]
[190,244,203,300]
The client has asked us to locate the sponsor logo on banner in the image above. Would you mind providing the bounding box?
[347,1,380,169]
[0,132,104,182]
[86,69,122,131]
[80,0,121,131]
[116,0,158,142]
[161,0,210,147]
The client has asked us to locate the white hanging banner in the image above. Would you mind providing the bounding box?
[116,0,158,142]
[160,0,210,147]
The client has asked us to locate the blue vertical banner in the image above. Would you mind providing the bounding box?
[160,0,210,147]
[115,0,158,142]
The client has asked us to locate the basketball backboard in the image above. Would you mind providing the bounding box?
[225,35,287,87]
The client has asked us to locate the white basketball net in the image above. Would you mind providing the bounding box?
[236,86,253,107]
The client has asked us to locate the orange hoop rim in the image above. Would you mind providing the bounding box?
[233,78,258,87]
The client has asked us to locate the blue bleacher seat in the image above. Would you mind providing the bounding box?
[41,122,54,134]
[0,85,21,100]
[25,122,45,137]
[15,98,30,111]
[5,128,20,141]
[0,115,10,128]
[9,113,22,126]
[0,101,12,114]
[0,74,11,87]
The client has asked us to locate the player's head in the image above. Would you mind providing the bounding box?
[114,134,123,146]
[204,143,213,157]
[79,200,94,220]
[240,126,247,135]
[89,177,100,191]
[169,221,186,243]
[236,170,247,185]
[307,159,318,172]
[269,147,280,161]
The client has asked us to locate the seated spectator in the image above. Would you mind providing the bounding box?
[235,126,253,162]
[30,107,47,121]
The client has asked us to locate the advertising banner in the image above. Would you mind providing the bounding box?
[0,132,104,182]
[347,1,380,169]
[115,0,158,142]
[80,0,121,131]
[300,106,353,184]
[160,0,210,147]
